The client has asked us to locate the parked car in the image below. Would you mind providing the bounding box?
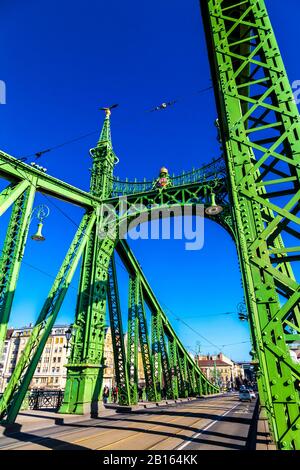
[239,389,252,402]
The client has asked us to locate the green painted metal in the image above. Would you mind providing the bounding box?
[200,0,300,449]
[0,180,31,217]
[127,276,139,404]
[0,150,99,209]
[169,338,179,399]
[160,327,174,399]
[0,212,95,422]
[177,350,187,398]
[59,112,117,415]
[111,157,226,197]
[59,230,115,415]
[117,240,219,394]
[107,254,131,405]
[134,277,157,402]
[151,311,162,399]
[181,355,189,397]
[0,183,36,350]
[126,274,158,402]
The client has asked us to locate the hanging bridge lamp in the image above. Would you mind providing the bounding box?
[64,328,73,351]
[205,192,223,216]
[237,301,249,322]
[31,204,50,241]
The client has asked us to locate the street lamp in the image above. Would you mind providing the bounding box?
[64,327,73,351]
[30,205,50,242]
[205,191,223,216]
[237,301,248,321]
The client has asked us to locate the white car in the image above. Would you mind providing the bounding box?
[239,389,252,402]
[247,389,256,399]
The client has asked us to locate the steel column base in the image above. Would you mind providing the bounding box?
[59,364,104,415]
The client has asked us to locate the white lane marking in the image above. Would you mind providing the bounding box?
[177,402,240,450]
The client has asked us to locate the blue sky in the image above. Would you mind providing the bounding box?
[0,0,299,361]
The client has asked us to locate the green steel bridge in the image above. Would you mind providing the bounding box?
[0,0,299,450]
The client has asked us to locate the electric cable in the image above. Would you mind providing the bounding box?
[17,84,213,161]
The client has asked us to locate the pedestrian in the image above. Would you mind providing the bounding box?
[103,385,109,404]
[112,386,118,403]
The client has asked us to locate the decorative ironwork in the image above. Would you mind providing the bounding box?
[111,157,226,197]
[28,390,64,411]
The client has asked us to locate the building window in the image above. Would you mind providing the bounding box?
[35,378,39,383]
[59,347,62,353]
[55,378,59,383]
[52,367,55,373]
[44,357,49,363]
[57,357,61,363]
[55,338,59,344]
[37,367,41,373]
[60,338,63,344]
[54,348,58,353]
[53,357,56,363]
[56,367,60,373]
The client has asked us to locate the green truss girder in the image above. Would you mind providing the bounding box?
[0,212,95,422]
[0,180,31,217]
[107,254,131,405]
[159,325,173,400]
[151,311,162,399]
[200,0,300,449]
[104,177,234,239]
[127,275,158,403]
[59,228,116,415]
[169,338,179,399]
[127,276,139,403]
[134,278,158,402]
[0,183,36,349]
[0,150,99,209]
[116,240,219,395]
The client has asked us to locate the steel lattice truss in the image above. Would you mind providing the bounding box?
[0,0,298,450]
[200,0,300,449]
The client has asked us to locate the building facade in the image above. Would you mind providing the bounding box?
[0,325,116,393]
[196,353,245,390]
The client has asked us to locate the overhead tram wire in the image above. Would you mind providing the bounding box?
[158,301,251,351]
[23,130,100,160]
[17,84,213,162]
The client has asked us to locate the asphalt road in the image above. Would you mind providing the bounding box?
[0,394,257,450]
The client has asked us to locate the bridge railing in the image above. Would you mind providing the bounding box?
[111,157,226,197]
[24,390,64,411]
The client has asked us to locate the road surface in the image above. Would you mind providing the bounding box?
[0,394,257,450]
